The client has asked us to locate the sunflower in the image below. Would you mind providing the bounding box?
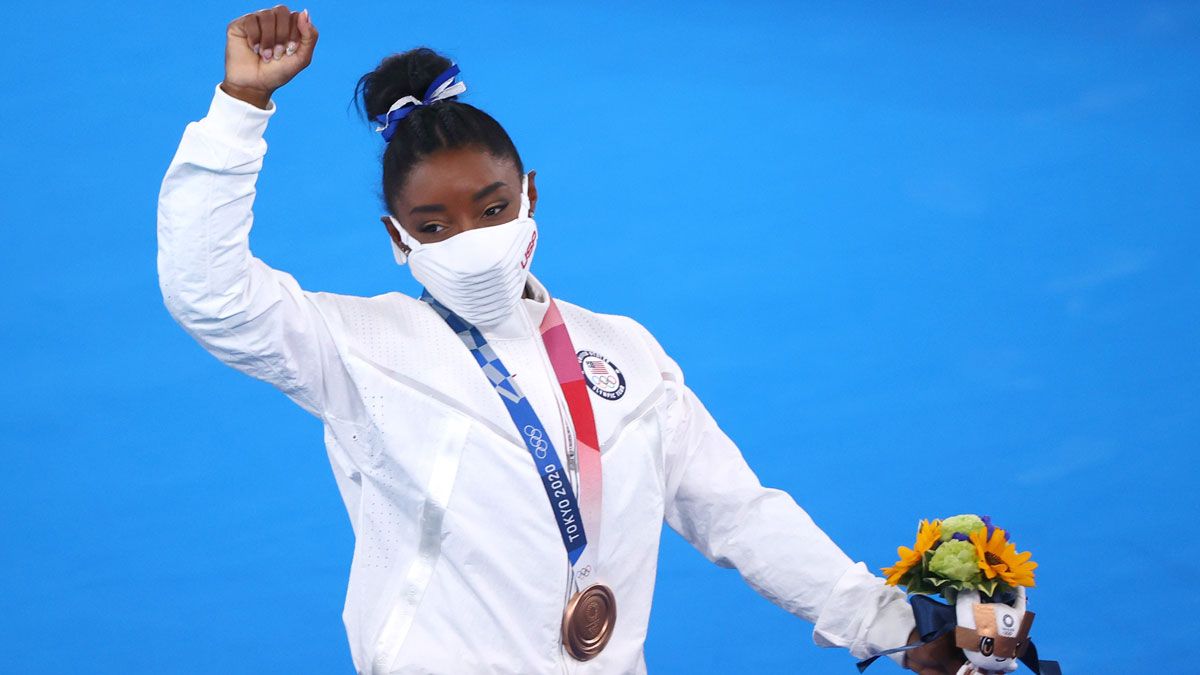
[882,519,942,585]
[970,526,1037,587]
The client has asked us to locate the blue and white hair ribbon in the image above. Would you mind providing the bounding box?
[373,64,467,142]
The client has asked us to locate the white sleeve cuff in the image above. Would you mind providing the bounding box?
[201,81,277,145]
[812,562,916,667]
[868,592,917,667]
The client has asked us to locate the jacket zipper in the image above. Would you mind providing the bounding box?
[521,305,578,675]
[538,331,578,675]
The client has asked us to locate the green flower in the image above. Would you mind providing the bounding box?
[928,540,982,583]
[939,514,986,542]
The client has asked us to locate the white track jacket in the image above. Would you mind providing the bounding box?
[156,82,916,674]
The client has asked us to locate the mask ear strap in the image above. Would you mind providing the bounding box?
[391,239,409,265]
[520,173,531,218]
[387,215,418,265]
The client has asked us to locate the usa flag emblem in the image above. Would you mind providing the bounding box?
[576,350,626,401]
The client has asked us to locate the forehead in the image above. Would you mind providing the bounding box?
[394,147,520,209]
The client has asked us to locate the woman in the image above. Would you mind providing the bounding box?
[157,6,964,674]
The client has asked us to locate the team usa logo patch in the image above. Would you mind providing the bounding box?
[577,350,626,401]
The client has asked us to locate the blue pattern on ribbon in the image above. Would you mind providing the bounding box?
[421,290,588,564]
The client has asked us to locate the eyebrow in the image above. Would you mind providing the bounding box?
[472,181,506,201]
[408,181,508,216]
[409,203,446,215]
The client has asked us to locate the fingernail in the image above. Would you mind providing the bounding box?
[261,48,272,63]
[302,8,310,22]
[286,41,297,56]
[252,43,260,55]
[273,44,284,60]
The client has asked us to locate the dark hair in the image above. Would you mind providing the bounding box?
[352,47,524,213]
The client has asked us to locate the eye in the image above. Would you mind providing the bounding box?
[483,202,508,218]
[419,222,446,234]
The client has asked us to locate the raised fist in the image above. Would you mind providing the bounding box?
[221,5,318,108]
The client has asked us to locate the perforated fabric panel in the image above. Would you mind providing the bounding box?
[551,299,668,449]
[304,288,677,673]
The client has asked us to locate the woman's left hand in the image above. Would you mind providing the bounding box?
[902,628,966,674]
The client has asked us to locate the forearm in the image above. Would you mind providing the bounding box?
[157,82,275,324]
[663,383,914,664]
[156,83,343,419]
[667,461,856,617]
[622,314,916,663]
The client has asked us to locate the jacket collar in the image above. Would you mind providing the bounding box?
[477,272,551,341]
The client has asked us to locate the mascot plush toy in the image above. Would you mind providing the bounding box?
[954,587,1032,674]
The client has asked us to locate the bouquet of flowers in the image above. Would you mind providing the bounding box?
[872,515,1058,675]
[881,514,1037,603]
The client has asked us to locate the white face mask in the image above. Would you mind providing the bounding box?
[387,173,538,328]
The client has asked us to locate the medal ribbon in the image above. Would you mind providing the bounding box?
[537,299,603,581]
[422,291,602,578]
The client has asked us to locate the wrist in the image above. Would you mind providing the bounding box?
[219,81,274,110]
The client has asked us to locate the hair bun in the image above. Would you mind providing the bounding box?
[351,46,523,204]
[355,47,455,121]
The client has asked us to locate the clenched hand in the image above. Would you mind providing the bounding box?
[221,5,318,109]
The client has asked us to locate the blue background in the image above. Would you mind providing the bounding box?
[2,1,1197,672]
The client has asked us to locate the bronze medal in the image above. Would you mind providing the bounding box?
[562,584,616,661]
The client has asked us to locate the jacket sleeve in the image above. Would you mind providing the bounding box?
[625,318,915,666]
[157,82,354,422]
